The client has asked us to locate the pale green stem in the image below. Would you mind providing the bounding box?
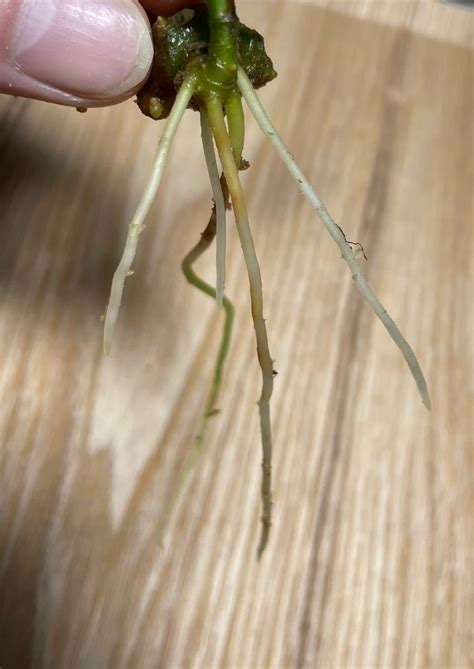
[200,109,227,307]
[238,67,430,410]
[206,94,274,558]
[225,92,245,166]
[104,78,195,354]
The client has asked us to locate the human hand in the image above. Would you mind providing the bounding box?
[0,0,205,108]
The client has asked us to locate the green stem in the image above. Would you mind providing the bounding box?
[206,0,238,87]
[205,94,275,559]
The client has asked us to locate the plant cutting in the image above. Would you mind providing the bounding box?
[103,0,430,558]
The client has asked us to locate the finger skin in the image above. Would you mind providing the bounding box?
[0,0,154,107]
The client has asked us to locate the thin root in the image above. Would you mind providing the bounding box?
[103,78,195,354]
[206,94,275,558]
[159,170,234,542]
[238,67,430,410]
[200,108,228,307]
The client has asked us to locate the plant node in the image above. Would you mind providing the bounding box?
[137,6,276,119]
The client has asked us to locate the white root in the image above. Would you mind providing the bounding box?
[238,67,431,410]
[103,79,195,354]
[200,109,227,307]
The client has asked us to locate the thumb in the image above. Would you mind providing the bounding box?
[0,0,153,108]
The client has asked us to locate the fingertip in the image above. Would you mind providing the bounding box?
[2,0,154,107]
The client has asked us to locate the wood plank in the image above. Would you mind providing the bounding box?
[1,2,472,667]
[282,0,474,48]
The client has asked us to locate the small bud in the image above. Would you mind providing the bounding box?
[149,97,164,121]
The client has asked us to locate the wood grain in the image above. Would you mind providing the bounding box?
[1,2,473,668]
[282,0,473,47]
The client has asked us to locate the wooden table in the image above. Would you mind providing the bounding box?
[1,1,472,667]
